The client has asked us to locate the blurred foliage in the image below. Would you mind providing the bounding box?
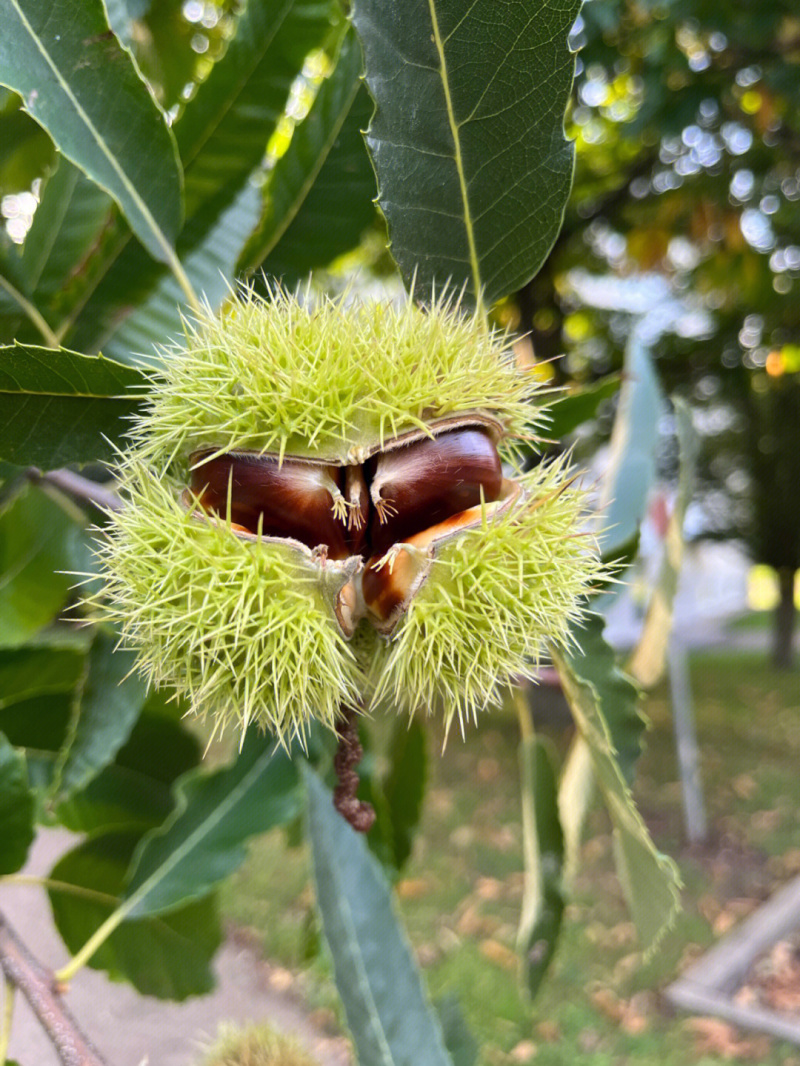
[515,0,800,659]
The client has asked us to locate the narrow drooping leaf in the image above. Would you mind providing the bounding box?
[552,624,682,952]
[557,733,594,886]
[121,733,301,918]
[0,344,146,467]
[351,0,581,306]
[627,399,698,687]
[307,770,453,1066]
[545,376,622,443]
[49,830,221,999]
[241,28,375,277]
[517,735,565,998]
[0,486,78,648]
[53,634,148,802]
[597,331,664,558]
[382,717,427,872]
[101,182,261,364]
[561,613,645,787]
[176,0,336,215]
[19,156,113,304]
[0,732,35,874]
[0,0,183,264]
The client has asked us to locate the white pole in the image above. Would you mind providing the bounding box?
[667,637,708,845]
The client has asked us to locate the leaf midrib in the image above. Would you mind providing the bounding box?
[0,388,134,399]
[8,0,175,264]
[426,0,482,304]
[121,742,279,917]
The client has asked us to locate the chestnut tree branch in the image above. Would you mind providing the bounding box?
[26,468,123,512]
[0,908,108,1066]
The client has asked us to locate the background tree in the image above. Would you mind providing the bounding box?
[514,0,800,666]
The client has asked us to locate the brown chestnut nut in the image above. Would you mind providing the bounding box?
[189,451,352,557]
[367,428,503,555]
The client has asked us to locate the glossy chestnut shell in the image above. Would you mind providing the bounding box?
[186,422,508,634]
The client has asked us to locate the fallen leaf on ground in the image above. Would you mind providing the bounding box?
[396,878,431,899]
[687,1016,773,1060]
[480,938,517,971]
[509,1040,538,1062]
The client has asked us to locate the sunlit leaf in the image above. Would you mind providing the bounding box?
[242,28,376,279]
[0,0,183,263]
[68,0,335,358]
[176,0,336,216]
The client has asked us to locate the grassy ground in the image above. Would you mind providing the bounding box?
[221,648,800,1066]
[728,611,773,633]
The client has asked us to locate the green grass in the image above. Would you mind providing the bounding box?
[727,610,773,633]
[221,650,800,1065]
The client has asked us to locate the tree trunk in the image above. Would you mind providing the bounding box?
[773,567,797,669]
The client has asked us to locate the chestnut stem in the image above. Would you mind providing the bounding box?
[0,908,108,1066]
[333,706,376,833]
